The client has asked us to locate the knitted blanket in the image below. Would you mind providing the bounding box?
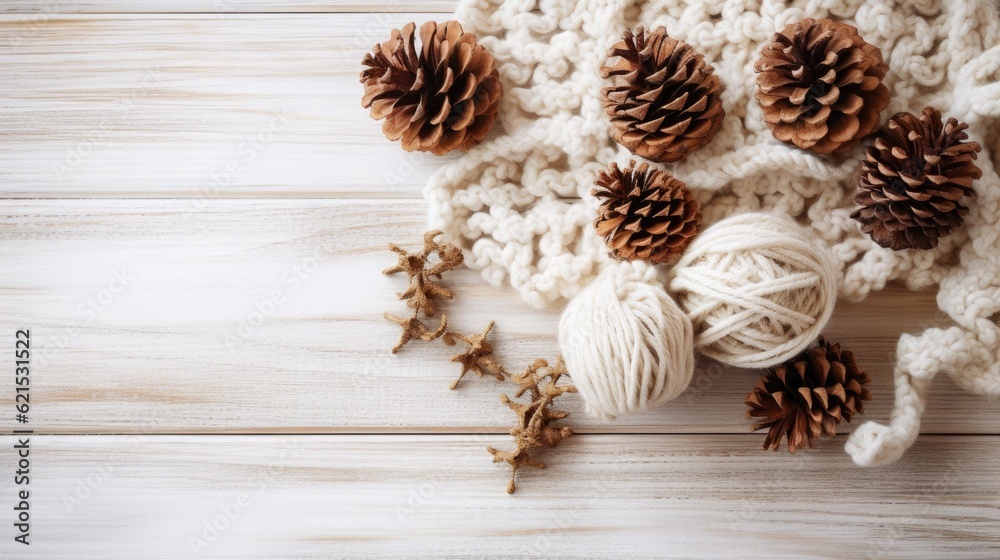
[425,0,1000,465]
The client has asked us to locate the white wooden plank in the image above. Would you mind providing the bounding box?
[0,434,997,558]
[0,14,449,197]
[0,199,994,435]
[1,1,455,13]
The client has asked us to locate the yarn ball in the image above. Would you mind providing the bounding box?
[559,260,695,419]
[668,212,838,369]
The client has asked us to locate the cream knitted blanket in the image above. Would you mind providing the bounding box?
[425,0,1000,465]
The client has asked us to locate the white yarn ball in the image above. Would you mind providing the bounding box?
[559,260,695,420]
[668,212,838,369]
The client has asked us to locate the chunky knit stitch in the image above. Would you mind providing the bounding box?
[425,0,1000,465]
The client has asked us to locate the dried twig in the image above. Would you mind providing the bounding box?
[443,321,506,389]
[383,230,463,317]
[488,356,576,493]
[381,232,577,494]
[384,313,448,354]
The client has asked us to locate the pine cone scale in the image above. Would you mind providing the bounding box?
[828,114,860,143]
[834,93,863,115]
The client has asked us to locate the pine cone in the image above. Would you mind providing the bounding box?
[360,21,502,155]
[754,18,890,156]
[851,107,982,250]
[592,161,701,263]
[745,337,871,453]
[600,27,725,163]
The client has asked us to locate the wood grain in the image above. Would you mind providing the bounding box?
[2,9,998,557]
[0,14,447,198]
[2,1,454,12]
[1,434,997,558]
[1,199,993,435]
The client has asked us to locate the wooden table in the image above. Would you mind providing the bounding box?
[1,2,998,558]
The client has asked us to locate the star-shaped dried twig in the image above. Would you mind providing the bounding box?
[384,312,448,354]
[488,356,576,493]
[383,230,464,316]
[510,358,548,400]
[443,321,506,389]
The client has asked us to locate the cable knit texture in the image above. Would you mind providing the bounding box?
[426,0,1000,465]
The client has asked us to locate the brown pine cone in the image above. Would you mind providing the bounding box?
[746,337,871,453]
[601,27,725,163]
[754,18,890,156]
[851,107,982,250]
[592,161,701,263]
[360,21,502,155]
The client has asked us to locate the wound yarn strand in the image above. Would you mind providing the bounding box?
[559,260,694,420]
[669,213,839,369]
